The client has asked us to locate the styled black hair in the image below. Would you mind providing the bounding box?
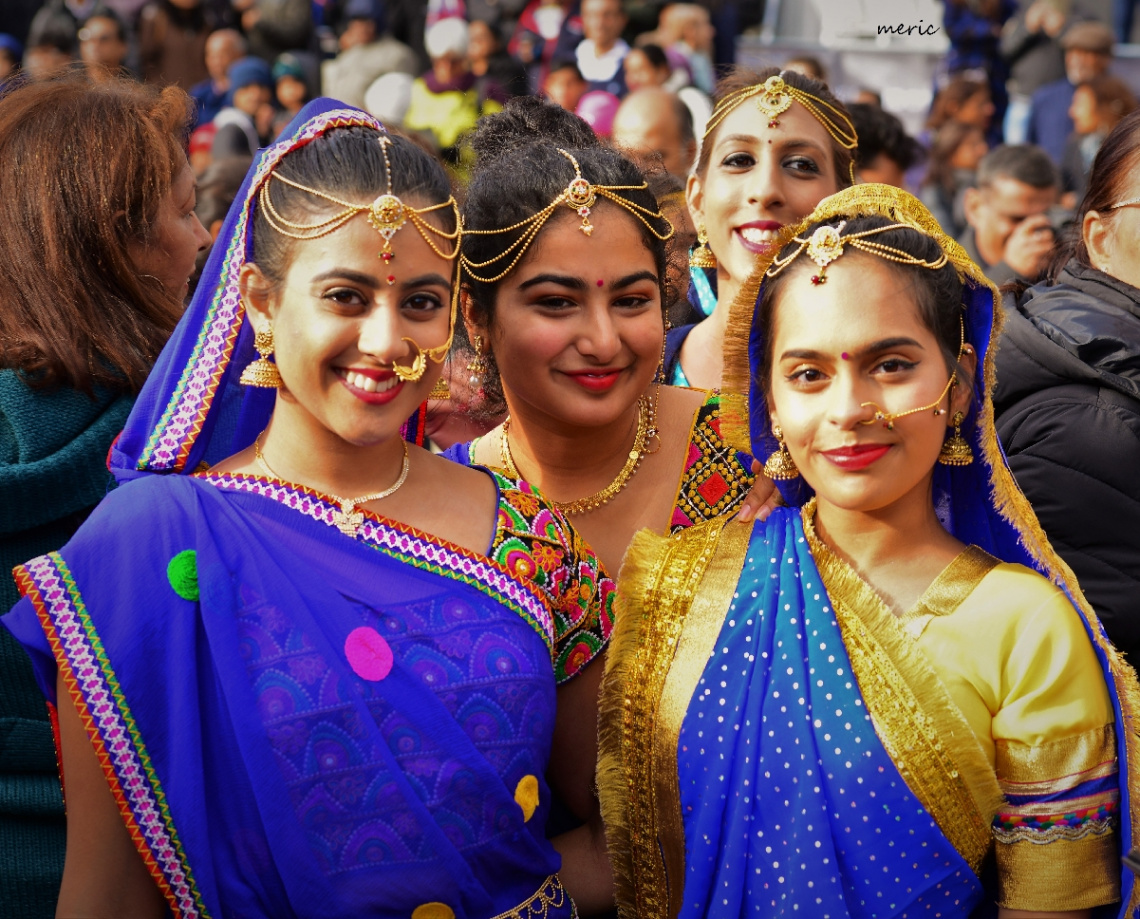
[975,144,1058,191]
[757,216,972,406]
[252,126,455,283]
[461,96,672,415]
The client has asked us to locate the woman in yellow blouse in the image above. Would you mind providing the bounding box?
[599,184,1140,917]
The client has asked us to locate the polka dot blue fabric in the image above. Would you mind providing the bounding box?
[676,508,983,917]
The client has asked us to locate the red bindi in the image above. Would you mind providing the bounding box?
[597,279,604,287]
[841,352,850,360]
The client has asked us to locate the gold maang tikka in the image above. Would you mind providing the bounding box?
[257,134,462,383]
[703,73,859,184]
[460,148,674,284]
[766,217,967,431]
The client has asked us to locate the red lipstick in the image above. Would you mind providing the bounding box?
[563,368,623,392]
[336,367,404,405]
[735,220,784,255]
[821,444,891,470]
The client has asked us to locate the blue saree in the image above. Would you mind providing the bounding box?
[2,99,608,918]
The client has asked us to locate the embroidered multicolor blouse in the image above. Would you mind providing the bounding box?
[668,391,755,532]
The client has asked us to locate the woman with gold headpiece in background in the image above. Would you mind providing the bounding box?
[1,100,615,918]
[445,96,768,585]
[599,184,1140,916]
[667,67,859,390]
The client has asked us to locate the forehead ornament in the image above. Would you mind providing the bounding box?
[755,74,793,127]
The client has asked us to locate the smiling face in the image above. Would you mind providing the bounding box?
[767,255,971,517]
[688,100,842,305]
[242,208,455,447]
[469,205,663,430]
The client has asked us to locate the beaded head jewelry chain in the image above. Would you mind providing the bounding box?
[258,135,461,382]
[459,148,675,285]
[703,73,859,185]
[765,219,970,433]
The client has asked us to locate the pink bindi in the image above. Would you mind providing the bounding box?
[841,352,850,360]
[597,279,604,287]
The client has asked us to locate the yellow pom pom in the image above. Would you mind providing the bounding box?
[411,904,455,919]
[514,774,539,822]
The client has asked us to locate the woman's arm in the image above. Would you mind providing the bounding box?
[55,673,165,919]
[549,660,614,916]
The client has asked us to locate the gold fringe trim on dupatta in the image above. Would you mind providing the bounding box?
[716,184,1140,911]
[598,516,750,919]
[803,501,1005,874]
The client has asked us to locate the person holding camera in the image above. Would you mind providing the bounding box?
[960,143,1062,284]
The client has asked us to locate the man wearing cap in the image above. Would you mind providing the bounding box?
[212,56,273,159]
[1027,21,1115,166]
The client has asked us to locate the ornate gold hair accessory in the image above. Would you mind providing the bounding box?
[461,148,674,284]
[766,220,949,285]
[257,134,461,382]
[703,73,858,183]
[258,135,460,286]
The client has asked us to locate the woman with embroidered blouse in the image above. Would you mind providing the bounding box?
[2,101,613,918]
[598,184,1140,917]
[443,96,763,581]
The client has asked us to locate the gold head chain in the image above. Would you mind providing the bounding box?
[460,148,674,284]
[703,74,859,185]
[766,219,968,430]
[257,135,462,382]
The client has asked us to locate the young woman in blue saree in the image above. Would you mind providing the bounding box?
[2,101,613,918]
[599,184,1140,917]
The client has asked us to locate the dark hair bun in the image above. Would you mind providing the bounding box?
[470,96,599,169]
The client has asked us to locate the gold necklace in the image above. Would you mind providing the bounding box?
[500,396,656,515]
[254,433,410,538]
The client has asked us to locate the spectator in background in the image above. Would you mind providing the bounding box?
[190,28,246,127]
[611,86,696,179]
[622,42,669,92]
[404,17,505,168]
[138,0,220,90]
[468,18,529,98]
[510,0,582,94]
[783,54,825,83]
[1027,21,1114,166]
[961,143,1059,284]
[994,110,1140,664]
[940,0,1013,144]
[927,75,996,135]
[320,0,418,110]
[920,120,990,237]
[211,56,272,159]
[78,11,130,82]
[271,51,310,136]
[23,39,73,81]
[0,35,22,88]
[240,0,312,64]
[655,3,715,94]
[363,69,414,122]
[1062,74,1136,206]
[23,7,76,80]
[849,102,925,189]
[575,0,627,97]
[542,57,586,111]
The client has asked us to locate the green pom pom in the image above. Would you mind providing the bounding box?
[167,550,199,601]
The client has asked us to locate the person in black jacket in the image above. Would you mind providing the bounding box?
[994,108,1140,663]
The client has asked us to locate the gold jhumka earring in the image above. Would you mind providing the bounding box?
[763,424,800,480]
[257,135,462,384]
[689,222,717,269]
[240,326,283,388]
[938,411,974,466]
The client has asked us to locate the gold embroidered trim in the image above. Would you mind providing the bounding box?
[487,874,569,919]
[995,829,1120,910]
[597,516,731,919]
[718,183,1140,912]
[803,501,1004,874]
[994,818,1115,844]
[996,723,1117,787]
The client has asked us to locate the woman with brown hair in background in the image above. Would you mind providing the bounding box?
[0,73,209,917]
